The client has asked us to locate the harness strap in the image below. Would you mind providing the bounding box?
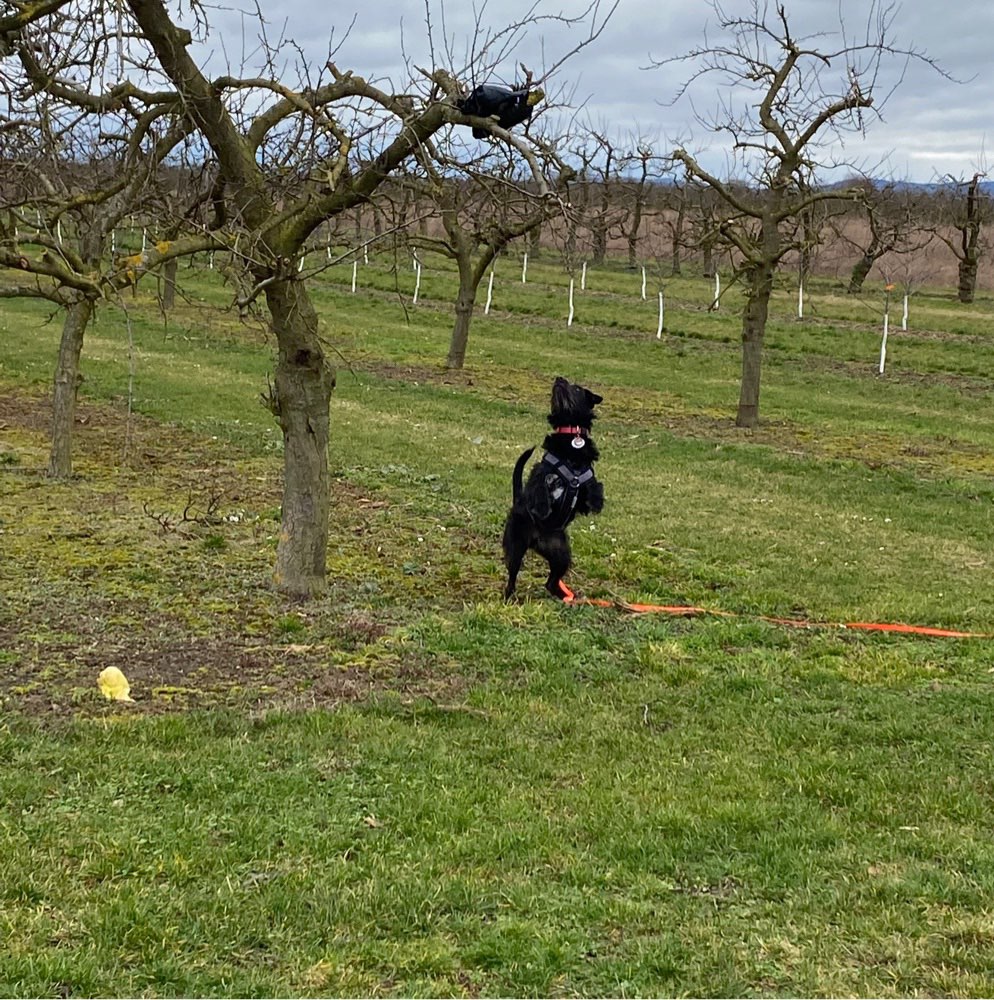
[521,452,594,531]
[541,451,593,487]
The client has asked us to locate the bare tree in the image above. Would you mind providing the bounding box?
[837,182,934,295]
[658,1,944,427]
[404,133,572,369]
[618,139,668,270]
[0,9,215,476]
[656,170,696,276]
[587,131,621,265]
[564,130,626,267]
[934,172,988,304]
[681,181,734,280]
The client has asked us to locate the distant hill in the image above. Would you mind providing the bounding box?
[865,179,994,196]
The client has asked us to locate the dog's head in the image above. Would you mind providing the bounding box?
[549,376,603,429]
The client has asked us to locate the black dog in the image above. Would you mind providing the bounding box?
[502,377,605,600]
[457,83,544,139]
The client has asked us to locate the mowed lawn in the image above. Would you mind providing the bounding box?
[2,253,994,997]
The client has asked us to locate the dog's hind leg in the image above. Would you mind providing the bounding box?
[537,531,572,600]
[502,516,529,600]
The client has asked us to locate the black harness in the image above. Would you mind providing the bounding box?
[537,451,594,531]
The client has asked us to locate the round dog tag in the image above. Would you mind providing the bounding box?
[571,435,585,449]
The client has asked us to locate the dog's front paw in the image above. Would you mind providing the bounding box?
[586,480,605,514]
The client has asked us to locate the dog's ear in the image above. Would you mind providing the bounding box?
[585,388,603,407]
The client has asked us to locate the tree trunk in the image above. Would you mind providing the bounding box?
[847,253,874,294]
[799,208,815,280]
[958,252,979,304]
[670,229,682,276]
[447,265,479,370]
[702,240,715,279]
[670,201,686,276]
[48,297,94,479]
[162,256,178,310]
[627,160,650,270]
[591,221,607,265]
[736,262,774,428]
[528,221,542,257]
[626,209,642,270]
[565,216,577,261]
[958,173,983,304]
[266,278,335,597]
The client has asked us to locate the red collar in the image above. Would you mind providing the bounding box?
[555,426,586,436]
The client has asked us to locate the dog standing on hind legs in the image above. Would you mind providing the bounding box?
[502,376,605,600]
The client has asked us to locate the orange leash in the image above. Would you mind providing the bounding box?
[560,591,991,639]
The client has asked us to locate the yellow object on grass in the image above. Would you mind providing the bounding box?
[98,667,134,702]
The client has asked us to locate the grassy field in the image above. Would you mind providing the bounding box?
[3,249,994,997]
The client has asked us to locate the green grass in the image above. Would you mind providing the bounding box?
[3,253,994,996]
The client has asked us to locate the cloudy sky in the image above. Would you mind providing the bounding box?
[202,0,990,183]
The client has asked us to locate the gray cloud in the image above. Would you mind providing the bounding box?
[197,0,989,181]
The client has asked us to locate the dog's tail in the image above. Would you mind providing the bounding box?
[512,447,535,502]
